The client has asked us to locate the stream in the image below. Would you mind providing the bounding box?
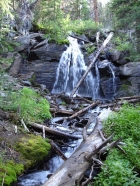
[17,106,112,186]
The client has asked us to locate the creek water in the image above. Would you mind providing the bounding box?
[17,139,82,186]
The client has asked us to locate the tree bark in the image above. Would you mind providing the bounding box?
[70,32,114,97]
[93,0,98,23]
[43,126,103,186]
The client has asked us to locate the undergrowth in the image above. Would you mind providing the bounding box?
[0,82,51,122]
[94,104,140,185]
[34,17,101,44]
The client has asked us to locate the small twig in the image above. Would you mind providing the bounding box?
[42,126,45,138]
[92,158,105,166]
[21,119,29,132]
[81,165,94,186]
[2,171,7,186]
[117,145,127,155]
[82,127,87,141]
[98,130,106,141]
[85,133,114,160]
[14,125,18,134]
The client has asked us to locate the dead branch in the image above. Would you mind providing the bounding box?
[2,171,7,186]
[99,138,121,155]
[69,35,93,44]
[68,101,100,120]
[49,140,67,161]
[75,95,93,104]
[85,133,114,160]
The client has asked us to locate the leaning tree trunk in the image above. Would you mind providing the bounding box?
[43,124,104,186]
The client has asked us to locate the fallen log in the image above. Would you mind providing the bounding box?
[116,95,140,100]
[29,122,81,139]
[100,98,140,108]
[43,124,103,186]
[50,108,74,115]
[67,101,100,120]
[70,32,114,97]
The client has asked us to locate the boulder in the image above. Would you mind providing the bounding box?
[30,44,67,61]
[110,50,129,65]
[9,53,23,76]
[119,62,140,76]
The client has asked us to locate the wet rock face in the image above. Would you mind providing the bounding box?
[100,77,121,100]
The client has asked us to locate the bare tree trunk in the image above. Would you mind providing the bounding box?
[93,0,98,23]
[70,32,114,97]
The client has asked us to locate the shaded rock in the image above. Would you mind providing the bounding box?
[9,53,23,76]
[100,77,121,99]
[30,44,66,61]
[110,50,129,65]
[119,62,140,76]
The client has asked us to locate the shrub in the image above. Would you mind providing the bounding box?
[94,104,140,185]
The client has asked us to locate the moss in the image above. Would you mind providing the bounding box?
[14,134,51,168]
[120,84,129,91]
[0,160,24,186]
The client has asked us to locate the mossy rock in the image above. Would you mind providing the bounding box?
[0,133,51,186]
[0,160,24,186]
[14,134,51,168]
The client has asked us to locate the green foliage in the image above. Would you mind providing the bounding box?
[111,0,140,58]
[114,36,131,51]
[0,86,51,122]
[14,134,51,168]
[87,45,96,54]
[94,104,140,185]
[94,149,140,186]
[36,17,100,44]
[0,160,24,186]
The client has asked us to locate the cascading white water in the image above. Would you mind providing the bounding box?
[52,36,97,98]
[108,63,116,95]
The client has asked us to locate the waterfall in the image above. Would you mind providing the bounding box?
[52,37,117,100]
[108,63,116,96]
[52,36,97,98]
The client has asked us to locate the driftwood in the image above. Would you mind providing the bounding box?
[29,122,81,139]
[67,101,100,120]
[50,140,67,161]
[43,122,119,186]
[70,32,114,97]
